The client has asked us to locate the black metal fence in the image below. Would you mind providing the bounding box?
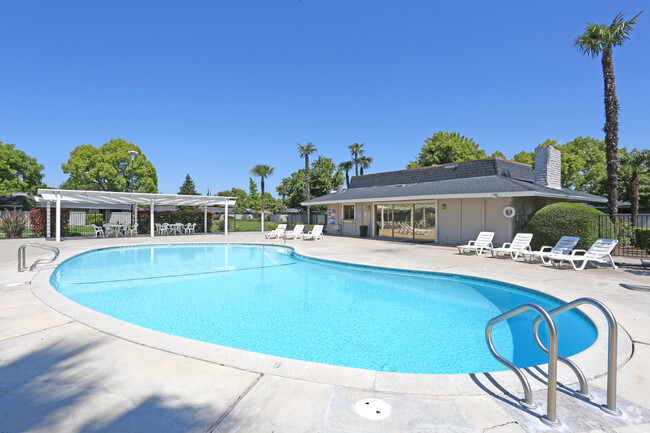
[214,213,327,233]
[598,214,650,258]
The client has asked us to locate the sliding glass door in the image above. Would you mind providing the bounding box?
[374,202,436,241]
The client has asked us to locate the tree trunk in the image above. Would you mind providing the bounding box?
[305,156,310,223]
[602,48,619,224]
[631,169,639,228]
[345,171,350,188]
[261,177,265,232]
[354,152,359,176]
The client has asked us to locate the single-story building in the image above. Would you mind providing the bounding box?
[302,146,607,246]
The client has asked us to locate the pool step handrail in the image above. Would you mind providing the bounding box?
[486,303,560,426]
[532,297,621,416]
[17,242,60,272]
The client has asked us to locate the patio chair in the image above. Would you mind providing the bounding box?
[490,233,533,260]
[284,224,304,239]
[303,225,323,241]
[90,224,104,238]
[520,236,580,264]
[457,231,494,255]
[155,223,167,235]
[264,224,287,239]
[547,238,619,271]
[184,222,196,234]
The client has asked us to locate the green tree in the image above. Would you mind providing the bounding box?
[358,156,373,175]
[513,150,535,166]
[491,150,506,159]
[620,149,650,227]
[338,161,353,188]
[218,187,248,213]
[250,165,274,231]
[297,142,318,221]
[277,156,344,211]
[177,174,199,211]
[348,142,365,176]
[574,11,643,222]
[247,178,261,211]
[407,132,486,168]
[61,138,158,193]
[0,141,45,195]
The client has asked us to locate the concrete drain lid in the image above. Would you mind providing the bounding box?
[354,398,392,421]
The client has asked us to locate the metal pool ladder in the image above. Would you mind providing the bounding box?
[485,297,620,427]
[17,242,60,272]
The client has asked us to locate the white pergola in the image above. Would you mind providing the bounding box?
[37,189,237,242]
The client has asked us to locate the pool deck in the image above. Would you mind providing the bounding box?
[1,232,649,432]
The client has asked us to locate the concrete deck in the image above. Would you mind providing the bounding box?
[1,233,649,432]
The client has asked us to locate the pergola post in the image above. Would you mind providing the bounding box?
[224,199,229,236]
[55,194,61,242]
[150,199,155,237]
[46,201,51,239]
[204,205,207,234]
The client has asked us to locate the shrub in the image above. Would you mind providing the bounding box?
[85,213,105,226]
[635,228,650,252]
[29,208,71,237]
[527,202,613,250]
[136,210,213,234]
[0,208,28,238]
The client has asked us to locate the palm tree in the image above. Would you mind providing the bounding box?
[348,142,365,176]
[358,156,373,176]
[297,142,317,223]
[250,164,275,232]
[338,161,353,188]
[622,149,649,228]
[574,11,642,222]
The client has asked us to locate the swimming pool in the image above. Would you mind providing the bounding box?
[50,244,597,374]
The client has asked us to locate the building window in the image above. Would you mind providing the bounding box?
[343,204,355,221]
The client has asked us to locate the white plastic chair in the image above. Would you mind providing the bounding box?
[90,224,104,238]
[457,232,494,255]
[548,238,619,271]
[303,225,323,241]
[284,224,304,239]
[490,233,534,260]
[520,236,580,264]
[265,224,287,239]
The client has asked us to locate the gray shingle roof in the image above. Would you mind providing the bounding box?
[303,158,606,205]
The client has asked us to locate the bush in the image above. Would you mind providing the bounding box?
[635,228,650,252]
[0,208,28,238]
[136,210,213,234]
[29,208,71,237]
[527,202,613,250]
[85,213,105,226]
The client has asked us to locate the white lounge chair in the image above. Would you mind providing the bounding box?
[548,238,619,271]
[284,224,304,239]
[265,224,287,239]
[90,224,104,238]
[490,233,533,260]
[303,224,323,241]
[520,236,580,264]
[457,232,494,255]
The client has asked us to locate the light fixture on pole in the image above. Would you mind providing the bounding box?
[127,150,139,233]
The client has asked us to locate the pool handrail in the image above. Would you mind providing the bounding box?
[486,303,560,426]
[17,242,60,272]
[532,297,620,415]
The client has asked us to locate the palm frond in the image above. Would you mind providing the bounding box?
[609,11,643,46]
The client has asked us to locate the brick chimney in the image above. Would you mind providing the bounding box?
[534,145,561,189]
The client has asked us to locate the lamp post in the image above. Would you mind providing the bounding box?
[127,150,138,232]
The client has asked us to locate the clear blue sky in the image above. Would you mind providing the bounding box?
[2,0,648,196]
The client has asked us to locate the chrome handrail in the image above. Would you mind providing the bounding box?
[532,297,620,415]
[17,242,60,272]
[486,303,560,426]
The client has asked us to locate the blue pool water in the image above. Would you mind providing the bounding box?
[50,244,597,374]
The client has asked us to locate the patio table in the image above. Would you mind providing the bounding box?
[103,223,125,237]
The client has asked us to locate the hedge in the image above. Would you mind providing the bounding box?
[29,208,71,237]
[527,202,613,251]
[136,210,213,234]
[635,228,650,252]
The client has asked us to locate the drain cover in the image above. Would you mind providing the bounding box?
[354,398,392,421]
